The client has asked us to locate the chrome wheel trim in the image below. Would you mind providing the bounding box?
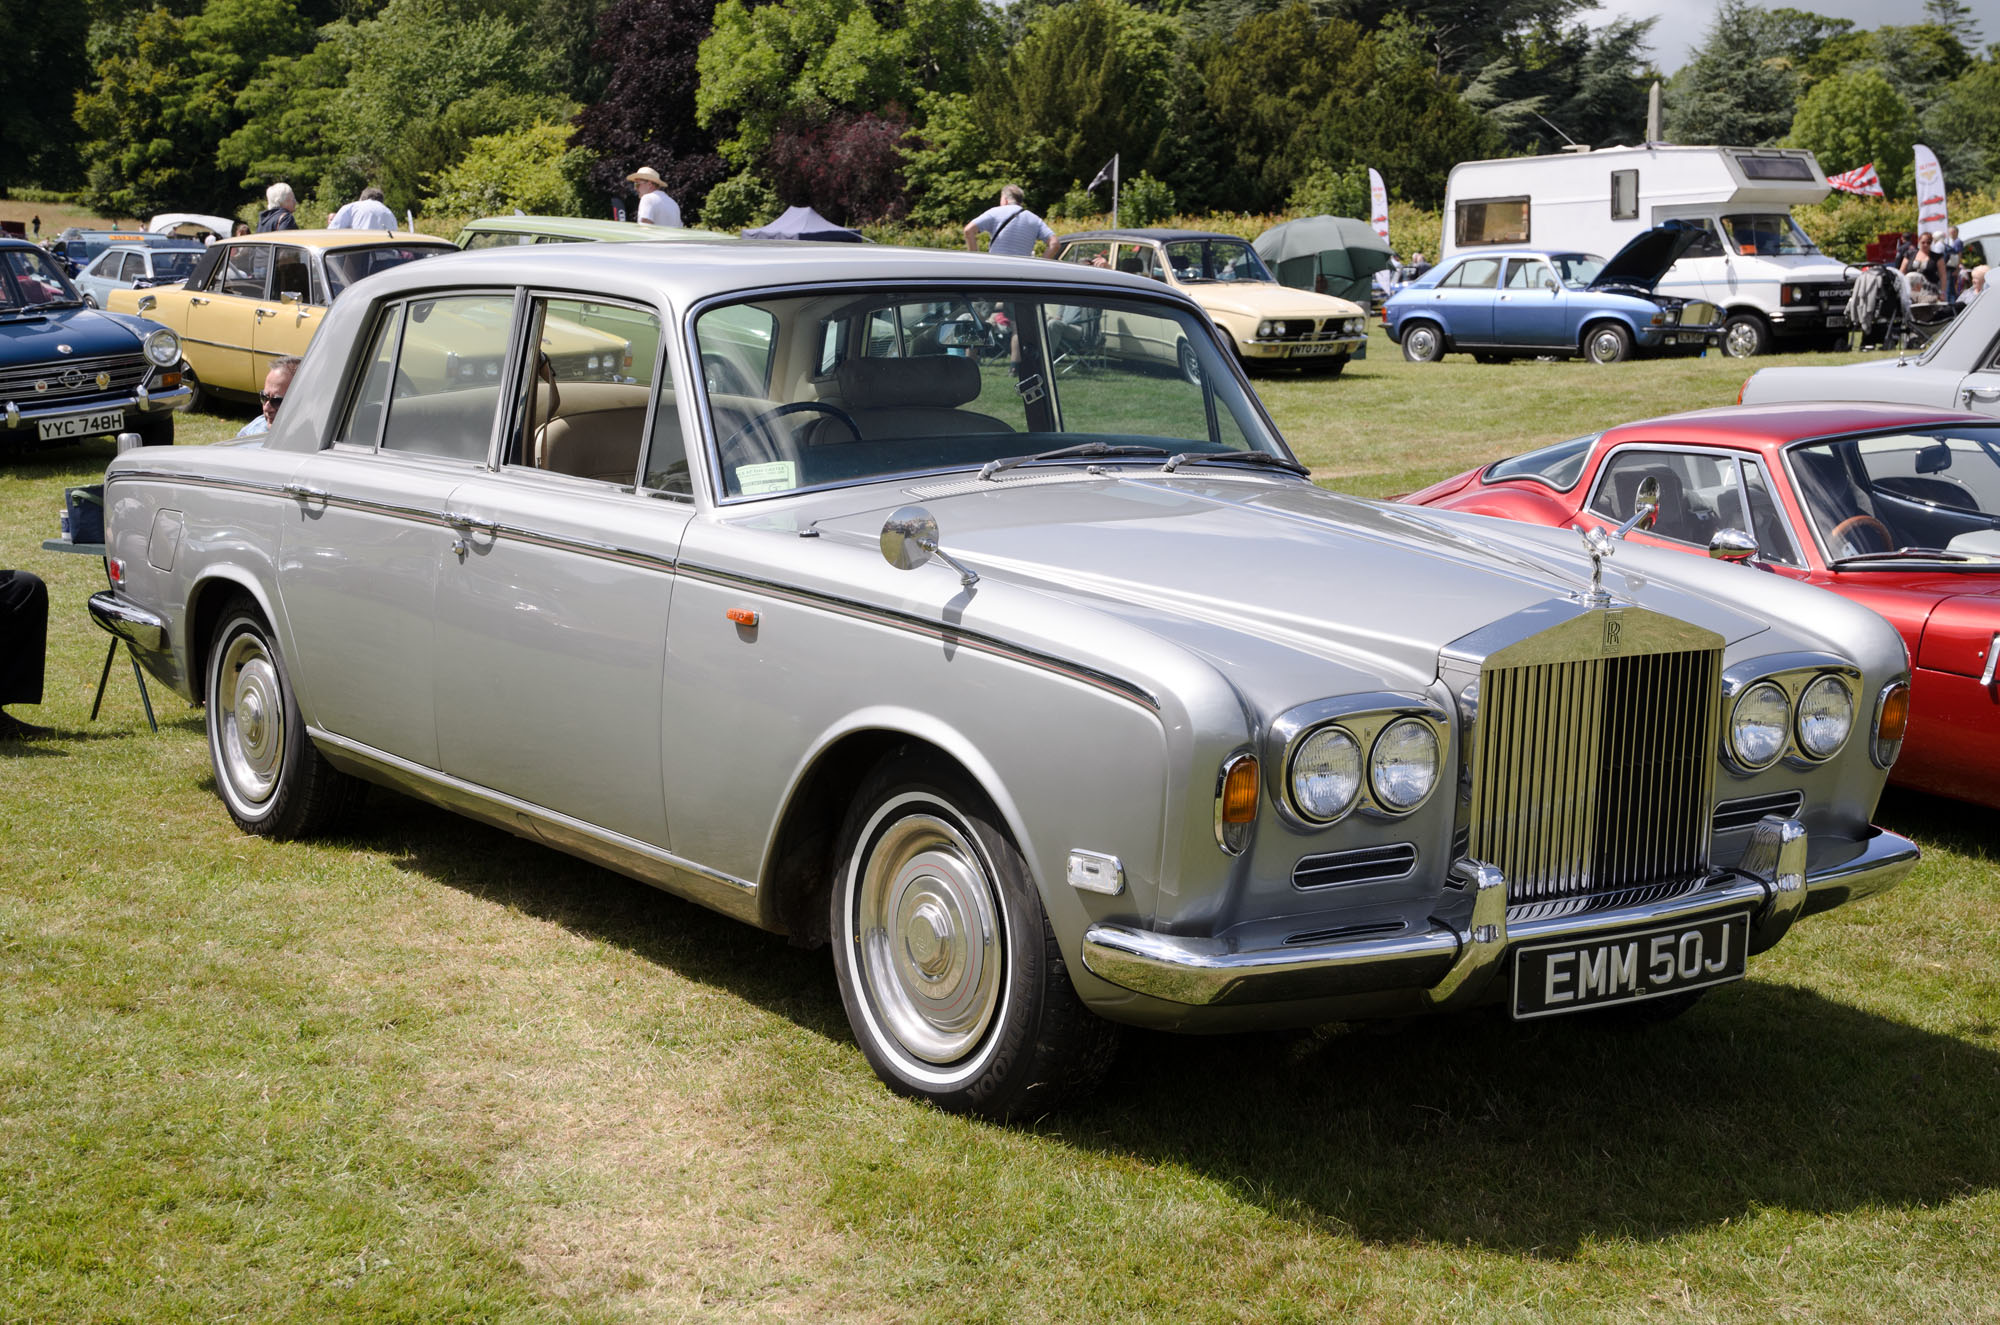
[1724,320,1762,358]
[215,629,285,811]
[1587,328,1623,363]
[1177,338,1202,386]
[1404,325,1438,361]
[849,800,1006,1076]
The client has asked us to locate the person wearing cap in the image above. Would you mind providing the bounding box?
[627,167,682,228]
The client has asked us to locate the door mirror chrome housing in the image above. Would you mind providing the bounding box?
[1630,475,1660,530]
[881,505,979,587]
[1709,528,1759,563]
[136,295,157,313]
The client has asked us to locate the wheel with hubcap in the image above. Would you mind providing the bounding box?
[1583,322,1633,364]
[831,749,1118,1118]
[1176,337,1202,386]
[1400,321,1444,363]
[1722,313,1770,359]
[207,596,359,838]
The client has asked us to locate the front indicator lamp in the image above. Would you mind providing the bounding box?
[1874,681,1910,767]
[1216,754,1260,855]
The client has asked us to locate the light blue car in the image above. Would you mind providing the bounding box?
[74,242,204,309]
[1385,226,1724,365]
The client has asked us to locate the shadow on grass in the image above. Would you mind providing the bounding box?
[1877,786,2000,861]
[338,785,1998,1254]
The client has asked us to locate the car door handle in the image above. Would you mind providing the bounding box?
[1963,387,2000,406]
[1983,633,2000,688]
[255,308,274,319]
[442,510,498,534]
[190,296,208,306]
[282,482,328,501]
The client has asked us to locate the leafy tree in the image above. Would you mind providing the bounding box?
[1786,67,1918,196]
[1,0,91,191]
[428,120,598,215]
[1329,0,1596,77]
[700,170,779,230]
[1467,15,1657,155]
[569,0,728,218]
[1287,164,1370,218]
[767,110,911,223]
[1663,0,1802,146]
[1923,60,2000,191]
[216,28,360,200]
[898,89,1019,226]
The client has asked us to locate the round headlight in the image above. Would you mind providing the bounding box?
[1291,726,1361,822]
[1370,718,1440,810]
[142,326,179,367]
[1257,320,1274,338]
[1731,681,1790,767]
[1797,673,1855,758]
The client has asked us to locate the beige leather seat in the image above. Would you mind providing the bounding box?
[532,381,651,483]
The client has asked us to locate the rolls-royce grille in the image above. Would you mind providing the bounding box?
[0,352,149,407]
[1469,647,1720,921]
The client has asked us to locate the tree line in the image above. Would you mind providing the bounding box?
[2,0,1995,232]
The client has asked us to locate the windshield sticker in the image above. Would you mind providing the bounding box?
[735,460,797,494]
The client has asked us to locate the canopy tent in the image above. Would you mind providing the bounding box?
[1253,215,1393,304]
[148,213,237,240]
[741,206,868,243]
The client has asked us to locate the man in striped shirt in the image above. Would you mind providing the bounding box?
[963,186,1056,259]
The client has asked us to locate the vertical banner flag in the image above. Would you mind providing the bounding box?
[1827,163,1884,198]
[1915,145,1948,237]
[1088,154,1120,228]
[1367,168,1389,243]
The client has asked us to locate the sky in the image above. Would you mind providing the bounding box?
[1591,0,2000,74]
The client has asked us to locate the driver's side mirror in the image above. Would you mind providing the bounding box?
[1630,475,1660,530]
[280,290,302,305]
[1708,528,1758,563]
[136,295,157,313]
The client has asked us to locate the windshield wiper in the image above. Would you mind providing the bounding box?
[1160,450,1309,476]
[1830,547,1971,565]
[979,442,1171,480]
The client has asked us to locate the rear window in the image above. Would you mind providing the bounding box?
[324,244,455,299]
[1486,433,1599,491]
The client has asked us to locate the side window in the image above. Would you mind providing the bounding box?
[461,231,529,249]
[1682,222,1724,258]
[1589,448,1740,547]
[1504,260,1549,290]
[1115,244,1161,280]
[271,247,310,302]
[1059,240,1111,268]
[1611,169,1638,221]
[335,306,400,448]
[380,293,517,461]
[118,253,144,282]
[217,244,269,298]
[504,295,663,488]
[1442,258,1501,289]
[1740,460,1801,566]
[1454,197,1530,247]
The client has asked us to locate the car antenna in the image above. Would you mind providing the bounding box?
[1534,112,1587,153]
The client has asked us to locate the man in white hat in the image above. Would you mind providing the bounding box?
[627,167,682,228]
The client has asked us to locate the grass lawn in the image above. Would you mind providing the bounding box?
[3,346,1997,1323]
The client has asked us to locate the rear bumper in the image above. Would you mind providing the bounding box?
[1080,818,1917,1009]
[88,590,169,653]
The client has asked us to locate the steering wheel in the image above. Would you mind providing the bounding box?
[717,401,862,457]
[1828,513,1894,556]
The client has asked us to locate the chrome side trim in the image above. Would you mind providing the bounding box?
[308,729,764,927]
[87,590,168,651]
[106,469,294,499]
[678,562,1161,715]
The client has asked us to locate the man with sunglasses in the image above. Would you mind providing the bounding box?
[236,356,302,437]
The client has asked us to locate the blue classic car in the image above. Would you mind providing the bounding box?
[0,238,190,448]
[74,241,204,308]
[1385,226,1724,365]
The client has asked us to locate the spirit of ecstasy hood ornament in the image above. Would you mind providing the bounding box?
[1573,475,1658,608]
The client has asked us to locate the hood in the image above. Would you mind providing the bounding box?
[1590,224,1704,292]
[803,473,1775,695]
[0,305,147,360]
[1189,282,1363,320]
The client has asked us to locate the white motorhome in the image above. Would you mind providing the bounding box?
[1441,145,1854,358]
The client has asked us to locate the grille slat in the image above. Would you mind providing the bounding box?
[0,352,149,405]
[1471,644,1719,920]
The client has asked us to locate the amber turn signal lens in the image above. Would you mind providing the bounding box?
[1221,756,1260,824]
[161,371,181,388]
[1876,682,1910,743]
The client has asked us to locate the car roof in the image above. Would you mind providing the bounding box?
[357,239,1187,307]
[1599,400,1996,448]
[223,229,458,251]
[1437,249,1597,263]
[461,215,733,243]
[1056,229,1255,245]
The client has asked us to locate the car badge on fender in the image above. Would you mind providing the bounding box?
[56,344,73,354]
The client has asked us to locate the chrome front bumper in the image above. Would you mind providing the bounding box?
[1239,334,1367,360]
[3,380,193,431]
[1080,818,1918,1009]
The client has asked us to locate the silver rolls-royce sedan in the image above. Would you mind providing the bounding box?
[89,241,1920,1117]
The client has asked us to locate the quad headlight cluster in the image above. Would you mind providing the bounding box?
[1727,669,1857,769]
[1288,714,1442,823]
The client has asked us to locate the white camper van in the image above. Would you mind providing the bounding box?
[1441,145,1853,357]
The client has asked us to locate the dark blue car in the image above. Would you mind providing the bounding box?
[1384,225,1725,365]
[1,238,190,448]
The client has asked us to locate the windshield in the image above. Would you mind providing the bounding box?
[1788,427,2000,561]
[0,248,82,309]
[324,243,455,299]
[1720,214,1819,257]
[1487,433,1598,490]
[695,286,1284,498]
[1162,239,1273,284]
[1550,254,1604,288]
[151,251,199,281]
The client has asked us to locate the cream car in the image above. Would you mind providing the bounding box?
[1050,228,1369,378]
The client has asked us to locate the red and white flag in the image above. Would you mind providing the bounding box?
[1827,163,1883,197]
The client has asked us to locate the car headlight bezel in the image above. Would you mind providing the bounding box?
[142,326,180,368]
[1729,681,1791,770]
[1370,717,1440,811]
[1270,698,1452,828]
[1795,673,1855,760]
[1289,726,1363,824]
[1721,658,1869,774]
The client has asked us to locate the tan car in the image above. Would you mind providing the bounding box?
[1050,228,1369,379]
[111,230,457,402]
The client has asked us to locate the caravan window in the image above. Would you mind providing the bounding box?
[1735,155,1816,182]
[1611,170,1638,221]
[1454,197,1529,247]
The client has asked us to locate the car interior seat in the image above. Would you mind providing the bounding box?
[807,355,1014,445]
[1610,466,1704,544]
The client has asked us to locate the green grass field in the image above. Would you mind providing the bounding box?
[3,342,1996,1323]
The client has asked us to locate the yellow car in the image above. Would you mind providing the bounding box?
[111,230,456,402]
[1049,228,1369,378]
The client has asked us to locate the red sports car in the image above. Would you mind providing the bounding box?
[1401,402,2000,807]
